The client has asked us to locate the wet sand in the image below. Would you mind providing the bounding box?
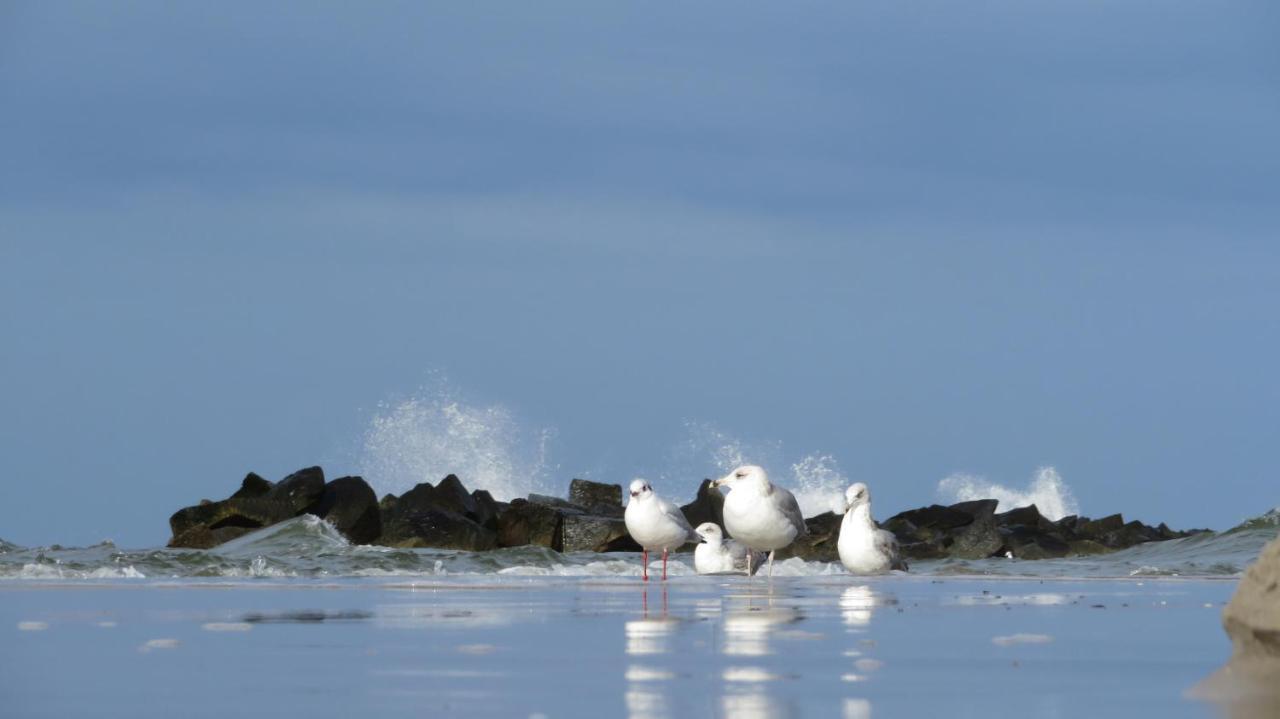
[1,576,1234,718]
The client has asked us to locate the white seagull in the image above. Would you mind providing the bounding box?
[712,465,807,578]
[838,482,907,574]
[693,522,764,576]
[624,479,698,581]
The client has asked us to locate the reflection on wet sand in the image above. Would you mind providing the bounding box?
[626,586,678,719]
[721,690,796,719]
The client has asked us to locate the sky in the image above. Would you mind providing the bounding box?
[1,2,1278,547]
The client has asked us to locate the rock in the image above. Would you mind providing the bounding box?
[949,499,1000,521]
[1099,520,1161,549]
[1006,532,1071,560]
[781,512,843,562]
[568,479,623,516]
[496,499,564,550]
[1191,532,1280,714]
[471,490,500,531]
[995,504,1051,531]
[1067,539,1111,556]
[230,472,273,499]
[379,494,398,512]
[167,525,256,550]
[167,497,295,548]
[561,514,640,552]
[381,507,497,550]
[885,504,975,544]
[680,479,724,530]
[1077,513,1125,539]
[434,475,479,518]
[269,466,326,513]
[527,494,585,513]
[310,476,382,544]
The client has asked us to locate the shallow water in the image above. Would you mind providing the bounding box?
[1,575,1235,718]
[1,514,1274,581]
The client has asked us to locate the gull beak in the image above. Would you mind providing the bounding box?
[630,491,639,498]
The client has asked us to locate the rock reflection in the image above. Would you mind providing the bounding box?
[626,687,669,719]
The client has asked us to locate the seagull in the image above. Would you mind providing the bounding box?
[693,522,764,576]
[624,479,698,581]
[838,482,907,574]
[711,465,807,578]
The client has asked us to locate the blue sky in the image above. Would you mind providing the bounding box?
[2,2,1277,546]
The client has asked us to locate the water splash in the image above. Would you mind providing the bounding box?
[675,421,848,517]
[357,382,555,501]
[936,466,1079,521]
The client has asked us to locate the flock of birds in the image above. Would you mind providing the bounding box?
[623,464,907,581]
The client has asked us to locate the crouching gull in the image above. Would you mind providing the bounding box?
[693,522,764,576]
[712,465,807,578]
[624,479,697,581]
[838,482,908,574]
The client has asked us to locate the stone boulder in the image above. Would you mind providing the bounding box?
[230,472,273,499]
[168,497,295,548]
[780,511,843,562]
[269,466,326,514]
[680,479,724,531]
[381,507,497,550]
[561,514,640,553]
[471,490,500,531]
[309,476,382,545]
[496,499,564,550]
[568,479,623,517]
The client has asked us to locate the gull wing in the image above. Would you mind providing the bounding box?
[771,484,809,538]
[876,528,908,572]
[657,495,698,542]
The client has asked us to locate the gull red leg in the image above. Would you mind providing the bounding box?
[642,549,649,581]
[662,549,669,581]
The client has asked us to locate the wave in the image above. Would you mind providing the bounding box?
[937,466,1078,521]
[3,512,1274,581]
[357,378,556,503]
[673,421,848,516]
[1227,507,1279,533]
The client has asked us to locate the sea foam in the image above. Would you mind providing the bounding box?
[937,466,1079,520]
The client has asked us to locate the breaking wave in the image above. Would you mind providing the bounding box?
[1,512,1275,581]
[672,421,848,516]
[357,379,556,502]
[937,466,1079,521]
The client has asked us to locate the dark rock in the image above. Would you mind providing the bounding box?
[680,479,725,531]
[1077,513,1125,539]
[949,512,1003,559]
[1099,520,1161,549]
[561,514,640,552]
[381,507,497,550]
[781,512,843,562]
[496,499,564,550]
[995,504,1052,531]
[568,479,623,515]
[527,494,585,513]
[471,490,500,531]
[167,497,295,548]
[230,472,273,499]
[168,525,256,550]
[269,466,326,513]
[1007,533,1072,560]
[434,475,479,518]
[949,499,1000,521]
[379,494,398,512]
[885,504,975,536]
[900,540,949,560]
[310,476,382,544]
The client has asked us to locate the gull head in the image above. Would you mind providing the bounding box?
[712,465,767,490]
[629,479,654,501]
[695,522,724,545]
[844,482,870,512]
